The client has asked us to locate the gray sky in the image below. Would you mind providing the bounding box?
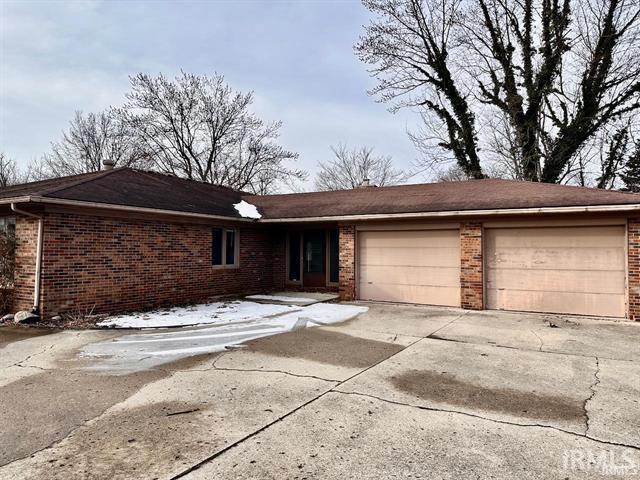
[0,0,420,189]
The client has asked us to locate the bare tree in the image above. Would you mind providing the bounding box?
[619,138,640,191]
[118,72,305,194]
[41,110,147,177]
[0,153,20,187]
[356,0,640,185]
[315,144,409,190]
[435,165,472,182]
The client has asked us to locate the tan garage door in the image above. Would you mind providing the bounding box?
[358,229,460,306]
[485,226,626,317]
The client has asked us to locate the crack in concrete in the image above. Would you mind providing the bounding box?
[207,350,341,382]
[583,356,601,435]
[425,312,468,339]
[169,312,470,479]
[169,321,438,479]
[151,353,341,383]
[330,389,640,452]
[9,344,55,369]
[210,365,341,383]
[423,333,636,363]
[530,330,544,352]
[10,364,51,372]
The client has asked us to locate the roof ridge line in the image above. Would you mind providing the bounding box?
[37,167,124,197]
[134,169,243,193]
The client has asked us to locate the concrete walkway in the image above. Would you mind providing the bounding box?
[0,303,638,479]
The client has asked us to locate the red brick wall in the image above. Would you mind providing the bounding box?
[460,222,483,310]
[628,218,640,320]
[338,224,356,301]
[13,215,39,313]
[39,212,280,318]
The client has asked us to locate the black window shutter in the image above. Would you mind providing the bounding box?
[225,230,236,265]
[212,228,223,265]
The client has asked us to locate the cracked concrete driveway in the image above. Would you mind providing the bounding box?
[1,303,639,479]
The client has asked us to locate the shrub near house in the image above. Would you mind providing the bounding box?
[0,217,16,314]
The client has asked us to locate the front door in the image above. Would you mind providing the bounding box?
[303,230,326,287]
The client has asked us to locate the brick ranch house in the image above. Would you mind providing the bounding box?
[1,167,639,321]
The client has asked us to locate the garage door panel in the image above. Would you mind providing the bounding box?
[486,247,625,271]
[486,269,625,295]
[485,226,625,318]
[487,226,625,248]
[360,265,460,288]
[359,229,459,248]
[360,282,460,307]
[358,229,460,306]
[486,288,625,318]
[359,246,460,268]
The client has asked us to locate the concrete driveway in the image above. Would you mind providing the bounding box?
[1,303,639,479]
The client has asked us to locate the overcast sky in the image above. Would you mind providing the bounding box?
[0,0,423,189]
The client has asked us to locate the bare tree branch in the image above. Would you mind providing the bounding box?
[315,144,411,190]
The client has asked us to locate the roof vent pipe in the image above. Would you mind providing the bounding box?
[103,159,115,170]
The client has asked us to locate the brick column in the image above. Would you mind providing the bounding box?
[338,224,356,301]
[628,219,640,320]
[13,215,39,313]
[460,222,483,310]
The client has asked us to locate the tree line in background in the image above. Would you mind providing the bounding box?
[0,73,306,194]
[0,70,407,193]
[356,0,640,190]
[2,0,640,192]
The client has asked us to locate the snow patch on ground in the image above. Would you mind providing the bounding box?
[245,294,317,304]
[234,200,262,219]
[96,301,300,329]
[83,302,368,373]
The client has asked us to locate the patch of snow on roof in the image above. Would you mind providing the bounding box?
[234,200,262,219]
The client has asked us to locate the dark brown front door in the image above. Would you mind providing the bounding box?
[303,230,326,287]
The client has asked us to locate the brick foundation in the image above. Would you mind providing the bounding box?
[338,224,356,301]
[37,212,280,318]
[628,218,640,320]
[460,222,483,310]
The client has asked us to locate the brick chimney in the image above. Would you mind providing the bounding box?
[359,178,378,188]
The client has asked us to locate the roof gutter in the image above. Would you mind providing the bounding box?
[10,203,43,315]
[23,195,256,223]
[257,203,640,223]
[3,195,640,223]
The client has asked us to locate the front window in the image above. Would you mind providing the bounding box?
[212,227,238,267]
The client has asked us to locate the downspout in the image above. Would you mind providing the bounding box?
[11,203,43,315]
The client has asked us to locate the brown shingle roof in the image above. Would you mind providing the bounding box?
[246,179,640,219]
[2,168,639,220]
[0,168,245,219]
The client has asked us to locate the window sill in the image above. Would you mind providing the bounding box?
[211,264,239,270]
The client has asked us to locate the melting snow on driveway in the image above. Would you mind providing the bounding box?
[82,302,368,373]
[96,301,301,329]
